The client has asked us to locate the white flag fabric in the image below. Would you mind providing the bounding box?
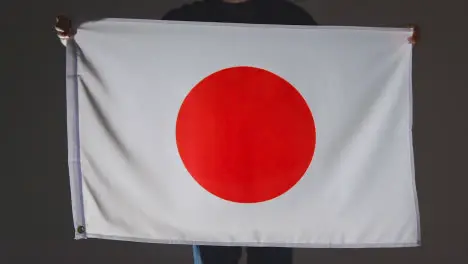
[66,18,420,248]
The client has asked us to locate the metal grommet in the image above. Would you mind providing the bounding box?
[77,226,86,234]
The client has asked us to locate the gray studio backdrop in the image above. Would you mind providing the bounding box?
[3,0,467,263]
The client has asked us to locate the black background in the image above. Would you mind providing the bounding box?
[3,0,468,263]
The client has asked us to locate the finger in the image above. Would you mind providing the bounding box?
[55,26,68,36]
[56,29,70,38]
[55,15,72,30]
[55,26,65,33]
[407,24,419,45]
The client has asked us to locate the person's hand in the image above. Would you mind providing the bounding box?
[407,24,419,45]
[55,15,75,40]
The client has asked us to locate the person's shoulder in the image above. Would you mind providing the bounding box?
[161,1,210,21]
[267,0,318,25]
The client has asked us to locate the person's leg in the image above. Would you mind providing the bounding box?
[246,247,293,264]
[192,245,203,264]
[192,245,242,264]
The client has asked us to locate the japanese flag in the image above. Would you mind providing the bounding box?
[66,18,420,248]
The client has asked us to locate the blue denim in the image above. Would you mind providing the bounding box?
[192,245,203,264]
[192,245,293,264]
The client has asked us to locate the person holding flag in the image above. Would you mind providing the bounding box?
[55,1,418,263]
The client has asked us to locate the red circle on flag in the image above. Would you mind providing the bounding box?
[176,66,316,203]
